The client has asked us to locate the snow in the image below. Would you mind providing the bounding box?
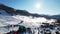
[0,9,58,34]
[0,26,19,34]
[0,9,9,16]
[12,15,56,28]
[0,14,21,26]
[0,10,21,34]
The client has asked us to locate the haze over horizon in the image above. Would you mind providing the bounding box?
[0,0,60,15]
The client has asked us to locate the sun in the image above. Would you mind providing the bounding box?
[35,3,41,9]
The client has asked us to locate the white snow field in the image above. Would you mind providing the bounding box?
[0,9,59,34]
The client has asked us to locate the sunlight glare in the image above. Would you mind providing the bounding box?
[35,3,41,9]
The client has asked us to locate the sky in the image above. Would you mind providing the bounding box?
[0,0,60,15]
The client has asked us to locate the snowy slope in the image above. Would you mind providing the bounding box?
[0,15,21,26]
[12,15,56,28]
[0,9,9,16]
[0,4,58,34]
[0,10,21,34]
[0,9,56,34]
[0,9,21,26]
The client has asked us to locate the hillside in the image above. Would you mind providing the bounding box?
[0,4,60,34]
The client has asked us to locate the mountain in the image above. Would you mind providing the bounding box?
[0,4,60,34]
[0,4,60,19]
[0,4,45,17]
[51,15,60,19]
[0,4,15,15]
[0,4,30,16]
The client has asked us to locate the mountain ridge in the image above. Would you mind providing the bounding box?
[0,4,60,19]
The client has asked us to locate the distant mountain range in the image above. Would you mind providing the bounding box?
[0,4,60,19]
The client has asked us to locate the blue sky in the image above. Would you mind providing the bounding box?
[0,0,60,15]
